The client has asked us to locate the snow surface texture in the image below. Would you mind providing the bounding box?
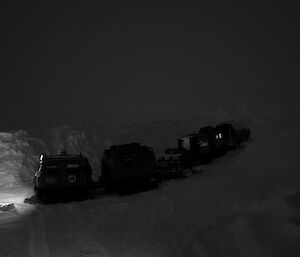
[0,105,300,257]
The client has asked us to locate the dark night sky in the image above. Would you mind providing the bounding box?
[1,0,300,131]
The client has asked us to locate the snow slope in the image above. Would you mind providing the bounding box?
[0,108,300,257]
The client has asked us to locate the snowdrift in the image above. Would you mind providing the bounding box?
[0,131,47,188]
[196,127,300,257]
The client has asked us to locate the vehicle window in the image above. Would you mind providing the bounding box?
[44,164,59,174]
[67,163,80,168]
[66,163,81,172]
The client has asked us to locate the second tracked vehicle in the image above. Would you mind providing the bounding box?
[101,143,159,191]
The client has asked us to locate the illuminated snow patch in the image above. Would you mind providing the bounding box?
[0,131,47,188]
[0,203,15,212]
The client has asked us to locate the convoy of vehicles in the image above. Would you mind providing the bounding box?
[33,122,251,200]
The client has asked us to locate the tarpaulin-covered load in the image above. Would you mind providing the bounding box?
[101,143,158,189]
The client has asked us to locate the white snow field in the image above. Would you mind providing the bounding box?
[1,108,300,257]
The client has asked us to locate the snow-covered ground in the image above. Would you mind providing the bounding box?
[1,106,300,257]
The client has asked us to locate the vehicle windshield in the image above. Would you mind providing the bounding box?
[43,164,59,175]
[65,162,81,172]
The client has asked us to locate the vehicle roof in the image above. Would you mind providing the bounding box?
[179,133,199,139]
[40,154,87,163]
[217,120,248,129]
[199,126,216,133]
[105,143,153,155]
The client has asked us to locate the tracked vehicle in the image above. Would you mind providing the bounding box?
[101,143,158,191]
[216,122,251,148]
[178,132,213,166]
[199,126,226,155]
[34,150,93,200]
